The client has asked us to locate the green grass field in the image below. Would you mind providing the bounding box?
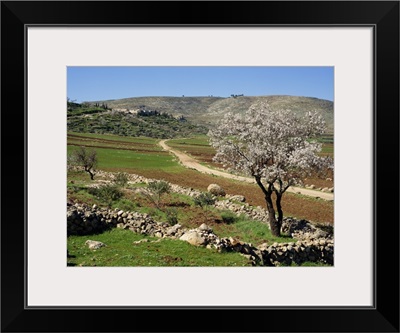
[68,132,182,173]
[67,228,328,267]
[68,228,251,267]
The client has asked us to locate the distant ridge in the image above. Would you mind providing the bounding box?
[89,95,334,133]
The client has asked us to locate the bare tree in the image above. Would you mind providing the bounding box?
[208,102,333,236]
[69,146,98,180]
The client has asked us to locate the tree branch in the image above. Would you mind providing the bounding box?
[282,180,293,194]
[230,141,251,163]
[254,175,271,197]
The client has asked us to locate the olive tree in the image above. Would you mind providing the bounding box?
[208,102,332,236]
[68,146,98,180]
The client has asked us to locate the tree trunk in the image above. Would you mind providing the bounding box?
[265,193,281,237]
[275,193,283,233]
[254,176,281,237]
[85,168,94,180]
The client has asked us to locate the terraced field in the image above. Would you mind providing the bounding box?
[168,135,334,188]
[67,132,179,172]
[67,132,334,224]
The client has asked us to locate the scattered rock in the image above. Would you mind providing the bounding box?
[228,237,241,246]
[229,195,246,202]
[85,240,106,250]
[207,184,226,196]
[198,223,212,232]
[179,231,207,246]
[133,239,149,244]
[165,223,182,236]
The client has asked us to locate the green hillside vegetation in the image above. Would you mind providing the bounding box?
[90,95,334,134]
[67,99,109,116]
[67,105,208,139]
[67,106,108,117]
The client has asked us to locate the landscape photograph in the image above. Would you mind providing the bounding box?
[67,66,334,267]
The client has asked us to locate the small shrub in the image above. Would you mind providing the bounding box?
[165,208,178,226]
[147,180,171,194]
[193,192,215,210]
[221,211,237,224]
[143,180,171,209]
[88,184,123,206]
[113,172,129,187]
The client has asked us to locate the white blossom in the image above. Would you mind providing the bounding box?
[208,102,333,193]
[210,102,333,237]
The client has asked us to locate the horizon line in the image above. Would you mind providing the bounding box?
[81,94,334,103]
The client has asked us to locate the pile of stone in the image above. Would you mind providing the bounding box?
[67,202,185,238]
[281,217,333,241]
[214,199,269,223]
[67,203,113,235]
[168,183,202,198]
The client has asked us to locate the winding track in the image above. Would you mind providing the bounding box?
[159,139,334,201]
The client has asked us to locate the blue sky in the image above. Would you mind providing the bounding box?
[67,66,334,103]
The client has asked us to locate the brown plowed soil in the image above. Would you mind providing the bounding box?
[108,167,334,224]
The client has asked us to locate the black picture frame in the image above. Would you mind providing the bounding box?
[1,1,399,332]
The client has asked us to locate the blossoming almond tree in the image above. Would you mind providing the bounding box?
[208,102,333,237]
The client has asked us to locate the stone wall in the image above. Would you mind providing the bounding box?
[67,203,334,266]
[258,239,334,266]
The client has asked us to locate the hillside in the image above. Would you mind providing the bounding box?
[90,95,334,133]
[96,96,224,117]
[67,105,208,139]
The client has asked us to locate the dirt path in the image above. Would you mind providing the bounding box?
[159,140,334,201]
